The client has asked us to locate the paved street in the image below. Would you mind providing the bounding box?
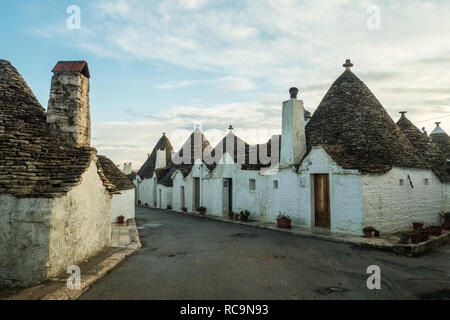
[80,206,450,300]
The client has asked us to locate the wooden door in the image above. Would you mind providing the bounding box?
[228,179,233,214]
[180,186,185,209]
[194,178,200,210]
[314,174,330,228]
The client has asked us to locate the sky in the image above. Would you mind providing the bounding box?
[1,0,449,170]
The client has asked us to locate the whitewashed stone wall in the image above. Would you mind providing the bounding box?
[0,195,53,286]
[157,185,173,209]
[198,147,364,235]
[110,188,135,223]
[0,160,111,287]
[49,161,111,279]
[362,167,443,233]
[136,175,156,207]
[444,183,450,212]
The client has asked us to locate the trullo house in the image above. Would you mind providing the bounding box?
[0,60,134,287]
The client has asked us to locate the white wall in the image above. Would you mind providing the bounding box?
[444,183,450,212]
[157,185,173,209]
[0,160,112,287]
[137,175,156,207]
[49,161,111,279]
[0,195,53,287]
[111,188,135,223]
[362,167,443,233]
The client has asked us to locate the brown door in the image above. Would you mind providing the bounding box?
[314,174,330,228]
[194,178,200,210]
[228,179,233,214]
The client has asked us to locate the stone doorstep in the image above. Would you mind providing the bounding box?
[156,207,449,257]
[3,225,142,301]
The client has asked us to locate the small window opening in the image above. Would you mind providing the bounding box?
[273,180,278,189]
[399,179,404,186]
[249,179,256,191]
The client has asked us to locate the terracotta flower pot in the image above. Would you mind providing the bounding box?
[117,216,125,224]
[277,218,292,229]
[363,230,373,238]
[199,210,206,216]
[429,226,443,236]
[419,229,430,242]
[182,208,187,213]
[412,222,424,231]
[240,216,248,222]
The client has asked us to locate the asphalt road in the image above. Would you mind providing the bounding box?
[80,206,450,300]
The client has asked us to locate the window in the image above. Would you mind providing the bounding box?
[273,180,278,189]
[249,179,256,191]
[424,178,429,186]
[399,179,404,186]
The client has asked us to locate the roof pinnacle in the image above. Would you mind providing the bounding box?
[343,59,354,70]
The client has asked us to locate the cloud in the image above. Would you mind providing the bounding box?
[154,76,257,92]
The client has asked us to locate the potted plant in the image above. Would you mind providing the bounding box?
[363,226,375,238]
[182,207,187,213]
[410,231,421,244]
[412,222,424,231]
[240,210,251,222]
[167,205,172,210]
[117,215,125,224]
[277,213,292,229]
[396,231,411,244]
[228,212,234,220]
[429,225,443,236]
[419,228,430,242]
[198,206,206,215]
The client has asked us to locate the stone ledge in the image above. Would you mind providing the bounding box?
[155,207,449,257]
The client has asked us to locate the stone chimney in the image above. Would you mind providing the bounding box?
[155,149,167,169]
[280,87,306,167]
[47,61,91,147]
[123,163,132,175]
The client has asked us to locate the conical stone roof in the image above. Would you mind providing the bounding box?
[305,66,426,174]
[137,134,173,179]
[397,114,449,182]
[430,123,450,160]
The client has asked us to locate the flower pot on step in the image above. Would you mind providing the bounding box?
[277,218,292,229]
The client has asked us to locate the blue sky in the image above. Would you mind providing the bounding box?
[1,0,450,169]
